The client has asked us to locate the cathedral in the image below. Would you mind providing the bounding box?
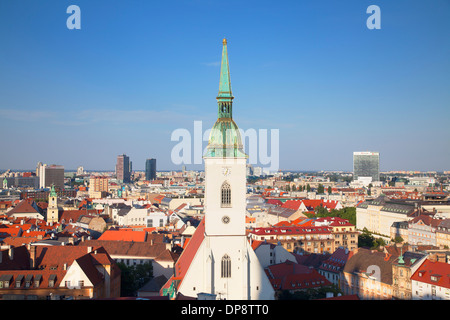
[161,39,274,300]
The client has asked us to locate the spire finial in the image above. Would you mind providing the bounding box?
[217,38,233,103]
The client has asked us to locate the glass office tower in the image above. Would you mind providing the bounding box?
[145,158,156,181]
[353,151,380,182]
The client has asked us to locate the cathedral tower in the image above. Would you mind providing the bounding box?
[204,38,247,237]
[167,39,274,300]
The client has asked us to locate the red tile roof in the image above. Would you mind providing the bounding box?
[6,199,41,216]
[411,259,450,289]
[266,260,331,291]
[98,229,147,242]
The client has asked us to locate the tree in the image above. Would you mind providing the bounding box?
[277,285,341,300]
[358,228,375,248]
[314,205,329,216]
[327,186,332,194]
[118,262,153,297]
[306,184,311,192]
[317,184,324,194]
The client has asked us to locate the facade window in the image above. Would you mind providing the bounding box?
[221,254,231,278]
[221,182,231,208]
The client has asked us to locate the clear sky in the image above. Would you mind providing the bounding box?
[0,0,449,172]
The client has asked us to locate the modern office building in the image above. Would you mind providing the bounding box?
[145,158,156,181]
[37,163,65,189]
[353,151,380,182]
[116,154,131,183]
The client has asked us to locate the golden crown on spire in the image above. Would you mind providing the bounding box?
[223,38,227,45]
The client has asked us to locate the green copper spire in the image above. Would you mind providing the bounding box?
[50,184,57,197]
[217,38,234,119]
[218,39,233,99]
[398,247,405,265]
[204,39,246,159]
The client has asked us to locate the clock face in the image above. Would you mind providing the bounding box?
[222,167,231,176]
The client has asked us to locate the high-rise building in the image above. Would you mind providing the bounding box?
[116,154,131,183]
[38,163,64,189]
[353,151,380,182]
[89,176,109,192]
[145,158,156,181]
[162,39,274,300]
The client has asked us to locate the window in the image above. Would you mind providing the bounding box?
[48,275,56,288]
[221,182,231,208]
[221,254,231,278]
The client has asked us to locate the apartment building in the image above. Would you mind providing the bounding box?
[249,226,335,254]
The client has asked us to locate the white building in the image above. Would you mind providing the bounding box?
[253,242,297,268]
[356,195,417,237]
[411,258,450,300]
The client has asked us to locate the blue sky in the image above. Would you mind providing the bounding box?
[0,0,449,172]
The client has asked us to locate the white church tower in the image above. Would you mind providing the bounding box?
[164,39,274,300]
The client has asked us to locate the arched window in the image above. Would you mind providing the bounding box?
[221,254,231,278]
[221,181,231,208]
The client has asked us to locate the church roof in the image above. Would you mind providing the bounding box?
[6,199,41,217]
[160,218,205,296]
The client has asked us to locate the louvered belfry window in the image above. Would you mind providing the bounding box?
[221,254,231,278]
[221,181,231,208]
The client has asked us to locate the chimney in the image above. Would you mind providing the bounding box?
[30,245,36,269]
[8,247,14,260]
[87,246,93,253]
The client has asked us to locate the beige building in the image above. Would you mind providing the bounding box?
[315,217,358,251]
[341,248,394,300]
[436,219,450,249]
[249,226,336,254]
[89,176,109,198]
[391,250,427,300]
[356,196,417,237]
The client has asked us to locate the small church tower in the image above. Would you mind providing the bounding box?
[47,184,59,224]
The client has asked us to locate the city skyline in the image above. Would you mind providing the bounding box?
[0,1,449,172]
